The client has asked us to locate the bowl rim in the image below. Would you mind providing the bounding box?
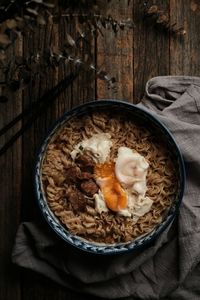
[34,99,186,255]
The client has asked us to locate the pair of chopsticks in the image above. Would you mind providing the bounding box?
[0,70,79,156]
[0,29,94,156]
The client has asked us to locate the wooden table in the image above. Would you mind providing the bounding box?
[1,1,200,299]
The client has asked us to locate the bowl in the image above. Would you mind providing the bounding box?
[34,100,185,254]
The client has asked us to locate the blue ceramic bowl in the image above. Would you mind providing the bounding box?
[34,100,185,254]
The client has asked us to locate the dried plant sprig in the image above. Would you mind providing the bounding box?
[0,28,117,94]
[0,0,130,95]
[0,0,54,50]
[143,3,186,36]
[0,0,127,106]
[0,0,134,51]
[61,13,134,34]
[41,43,117,90]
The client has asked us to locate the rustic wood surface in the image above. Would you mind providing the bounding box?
[1,1,200,299]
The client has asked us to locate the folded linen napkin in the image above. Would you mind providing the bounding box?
[12,76,200,300]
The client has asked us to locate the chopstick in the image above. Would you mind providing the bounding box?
[0,70,79,156]
[0,29,94,156]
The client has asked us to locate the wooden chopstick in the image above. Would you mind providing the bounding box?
[0,71,79,156]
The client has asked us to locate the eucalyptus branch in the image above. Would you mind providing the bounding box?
[0,27,116,96]
[42,41,117,90]
[143,3,186,36]
[61,13,134,33]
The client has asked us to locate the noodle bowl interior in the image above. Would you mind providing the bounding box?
[42,110,178,244]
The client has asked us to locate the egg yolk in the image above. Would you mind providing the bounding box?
[94,162,127,212]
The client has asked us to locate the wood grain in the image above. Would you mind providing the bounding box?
[133,0,170,101]
[20,11,97,300]
[70,18,96,106]
[0,38,22,300]
[96,0,134,102]
[1,1,200,299]
[170,0,200,75]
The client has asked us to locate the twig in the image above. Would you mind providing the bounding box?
[61,13,134,29]
[143,3,186,36]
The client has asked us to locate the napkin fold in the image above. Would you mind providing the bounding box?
[12,76,200,300]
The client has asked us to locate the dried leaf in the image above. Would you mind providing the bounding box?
[42,2,54,8]
[77,24,85,37]
[68,55,74,61]
[37,15,46,25]
[31,0,43,3]
[6,19,17,29]
[157,14,169,24]
[74,58,82,65]
[0,34,11,45]
[109,77,116,84]
[173,27,187,36]
[24,15,33,20]
[48,14,53,24]
[83,53,89,62]
[112,22,118,33]
[90,64,96,70]
[100,18,106,28]
[26,8,38,16]
[66,33,75,47]
[97,70,107,80]
[14,17,25,30]
[52,45,61,55]
[0,51,6,60]
[64,58,69,65]
[144,4,186,37]
[124,18,135,28]
[147,5,159,15]
[104,73,112,81]
[15,17,24,21]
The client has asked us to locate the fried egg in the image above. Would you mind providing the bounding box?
[71,133,112,163]
[71,135,153,220]
[94,147,152,219]
[94,162,127,212]
[115,146,149,196]
[114,147,153,219]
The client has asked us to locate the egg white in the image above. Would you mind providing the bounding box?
[71,135,153,220]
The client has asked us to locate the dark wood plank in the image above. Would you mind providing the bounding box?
[2,1,200,300]
[20,9,96,300]
[133,0,170,101]
[70,18,96,106]
[96,0,134,102]
[20,21,69,300]
[0,39,22,300]
[170,0,200,75]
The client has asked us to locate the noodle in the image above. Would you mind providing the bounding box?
[42,110,178,244]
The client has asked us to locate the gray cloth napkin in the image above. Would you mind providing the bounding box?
[12,76,200,300]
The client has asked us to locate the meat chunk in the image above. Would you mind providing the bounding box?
[80,179,99,197]
[75,150,95,170]
[81,172,94,180]
[65,166,81,183]
[65,165,93,182]
[66,186,86,212]
[64,150,98,204]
